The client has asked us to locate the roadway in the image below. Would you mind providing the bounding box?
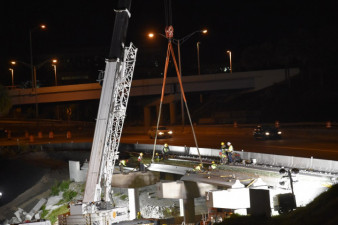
[121,127,338,161]
[1,121,337,161]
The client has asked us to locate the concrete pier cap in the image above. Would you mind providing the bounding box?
[111,171,160,188]
[157,180,217,199]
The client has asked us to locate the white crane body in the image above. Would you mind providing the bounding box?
[64,0,137,224]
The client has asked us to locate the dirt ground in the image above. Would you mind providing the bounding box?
[0,152,69,223]
[0,151,207,223]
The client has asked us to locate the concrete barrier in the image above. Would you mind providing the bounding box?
[233,150,338,173]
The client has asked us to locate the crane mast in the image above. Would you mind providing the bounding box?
[82,0,135,205]
[83,43,137,204]
[66,1,137,224]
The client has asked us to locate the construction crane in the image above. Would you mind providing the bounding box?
[64,0,137,224]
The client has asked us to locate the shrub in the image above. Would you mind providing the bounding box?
[59,180,71,192]
[51,181,60,196]
[46,205,69,225]
[40,205,49,219]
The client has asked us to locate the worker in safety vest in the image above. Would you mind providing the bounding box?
[155,152,160,162]
[119,159,127,173]
[193,163,203,172]
[226,142,234,163]
[162,143,170,160]
[138,153,146,172]
[210,161,217,170]
[220,142,227,164]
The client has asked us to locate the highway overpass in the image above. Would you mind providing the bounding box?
[8,68,299,105]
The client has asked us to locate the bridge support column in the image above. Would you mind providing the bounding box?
[179,199,184,216]
[169,102,176,125]
[182,198,195,223]
[144,106,151,128]
[128,188,140,220]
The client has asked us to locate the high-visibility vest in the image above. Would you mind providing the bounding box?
[163,146,169,153]
[221,145,226,154]
[228,145,233,152]
[194,165,201,171]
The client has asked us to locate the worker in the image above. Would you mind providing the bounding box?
[220,142,227,164]
[119,159,127,173]
[155,152,160,162]
[210,161,217,170]
[162,143,170,160]
[138,152,146,172]
[226,142,234,163]
[193,163,203,172]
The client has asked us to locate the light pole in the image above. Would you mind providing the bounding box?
[197,42,201,75]
[172,29,207,129]
[227,50,232,74]
[52,59,58,86]
[11,58,55,118]
[9,68,14,87]
[148,29,207,129]
[29,24,46,91]
[278,168,299,213]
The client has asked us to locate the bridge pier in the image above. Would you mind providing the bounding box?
[128,188,140,220]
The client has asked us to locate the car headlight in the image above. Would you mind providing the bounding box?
[158,131,164,135]
[168,131,173,134]
[265,132,270,136]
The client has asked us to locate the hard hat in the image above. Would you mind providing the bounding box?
[140,152,143,156]
[164,143,168,147]
[227,142,231,145]
[221,142,224,145]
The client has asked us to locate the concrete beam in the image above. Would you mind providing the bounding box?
[148,163,189,175]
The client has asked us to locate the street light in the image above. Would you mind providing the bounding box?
[10,58,56,118]
[197,42,201,75]
[148,29,207,128]
[11,58,56,87]
[52,59,58,86]
[29,24,46,91]
[227,50,232,74]
[9,68,14,87]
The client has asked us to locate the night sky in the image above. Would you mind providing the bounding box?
[1,0,337,85]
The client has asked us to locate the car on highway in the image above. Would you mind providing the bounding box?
[253,125,282,140]
[148,126,173,139]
